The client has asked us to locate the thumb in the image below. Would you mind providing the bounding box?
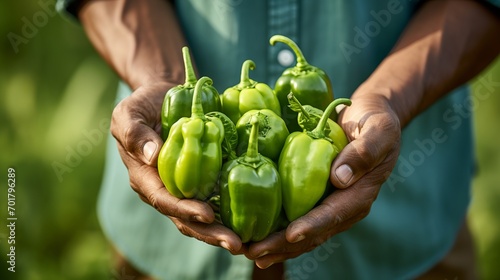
[330,137,384,188]
[111,95,164,166]
[330,114,401,189]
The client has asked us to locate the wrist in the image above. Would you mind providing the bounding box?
[352,78,419,129]
[348,84,404,129]
[79,0,187,92]
[131,80,178,98]
[125,65,185,91]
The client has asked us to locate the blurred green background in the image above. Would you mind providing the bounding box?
[0,1,499,279]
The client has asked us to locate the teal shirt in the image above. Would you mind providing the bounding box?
[58,1,498,279]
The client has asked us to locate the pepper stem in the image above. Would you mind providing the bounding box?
[191,77,212,119]
[182,46,197,87]
[270,35,309,69]
[310,98,352,138]
[287,93,311,119]
[244,115,261,163]
[239,60,256,88]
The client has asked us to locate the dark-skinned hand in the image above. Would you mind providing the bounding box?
[246,92,402,269]
[110,82,246,255]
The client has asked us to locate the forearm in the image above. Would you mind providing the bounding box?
[78,0,187,90]
[357,0,500,128]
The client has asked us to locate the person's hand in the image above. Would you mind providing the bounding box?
[246,91,401,268]
[110,82,245,254]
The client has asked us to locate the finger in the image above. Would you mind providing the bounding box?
[170,217,244,254]
[247,231,316,269]
[331,111,400,188]
[246,230,312,259]
[246,188,372,258]
[254,252,303,269]
[246,231,288,259]
[285,187,372,244]
[247,176,383,265]
[286,152,397,243]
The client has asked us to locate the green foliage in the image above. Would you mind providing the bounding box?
[1,1,117,279]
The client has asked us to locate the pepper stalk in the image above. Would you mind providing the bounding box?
[243,116,261,164]
[238,60,256,89]
[190,76,210,119]
[182,46,197,87]
[309,98,352,140]
[270,35,309,70]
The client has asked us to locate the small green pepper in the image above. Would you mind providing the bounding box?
[161,47,221,140]
[158,77,224,200]
[270,35,334,132]
[235,109,289,162]
[221,60,281,124]
[288,93,351,151]
[220,116,282,243]
[278,98,349,221]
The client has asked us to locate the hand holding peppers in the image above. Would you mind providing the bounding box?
[111,82,244,255]
[154,39,403,265]
[247,93,401,269]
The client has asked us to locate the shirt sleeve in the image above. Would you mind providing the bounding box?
[56,0,82,20]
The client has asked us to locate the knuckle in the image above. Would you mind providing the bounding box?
[128,168,146,191]
[354,201,371,221]
[332,211,347,227]
[147,192,161,211]
[110,98,142,154]
[122,125,139,154]
[110,100,126,138]
[129,177,145,199]
[169,217,189,235]
[174,220,191,236]
[311,235,328,248]
[353,143,380,169]
[148,188,170,216]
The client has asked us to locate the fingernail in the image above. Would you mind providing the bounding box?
[292,234,305,243]
[256,250,269,258]
[193,215,206,223]
[335,164,353,185]
[220,241,231,251]
[143,141,157,162]
[262,262,274,269]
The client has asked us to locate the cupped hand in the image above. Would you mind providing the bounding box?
[110,82,245,254]
[246,93,402,268]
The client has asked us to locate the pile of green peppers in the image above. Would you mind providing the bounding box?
[157,38,351,242]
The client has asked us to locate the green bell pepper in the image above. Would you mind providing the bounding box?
[158,77,225,200]
[220,116,282,243]
[288,93,351,151]
[221,60,281,124]
[278,98,349,221]
[161,46,221,140]
[235,109,289,162]
[270,35,334,132]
